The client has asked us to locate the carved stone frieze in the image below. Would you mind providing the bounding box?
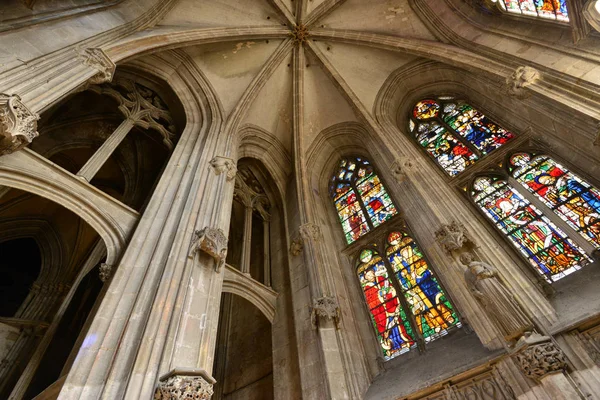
[99,263,113,283]
[311,296,341,329]
[154,371,215,400]
[505,66,540,98]
[299,223,322,242]
[390,156,416,183]
[190,228,228,272]
[0,94,40,156]
[210,156,237,181]
[78,48,116,85]
[290,237,304,256]
[513,333,568,381]
[435,221,472,253]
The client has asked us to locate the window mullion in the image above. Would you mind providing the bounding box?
[381,249,426,352]
[507,176,597,257]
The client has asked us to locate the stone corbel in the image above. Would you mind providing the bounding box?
[99,263,113,283]
[299,223,322,242]
[505,66,540,99]
[512,332,568,381]
[310,296,341,329]
[209,156,237,181]
[154,368,216,400]
[290,236,304,256]
[189,228,228,272]
[0,94,40,156]
[390,156,416,183]
[435,221,473,254]
[77,48,116,85]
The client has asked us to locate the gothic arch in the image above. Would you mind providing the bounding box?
[222,266,277,323]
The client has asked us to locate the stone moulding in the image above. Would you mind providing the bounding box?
[77,48,116,85]
[512,333,568,381]
[209,156,237,181]
[0,94,40,156]
[189,227,228,272]
[154,368,216,400]
[310,295,341,329]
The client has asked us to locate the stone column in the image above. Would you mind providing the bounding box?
[263,218,271,287]
[239,205,253,276]
[512,333,581,399]
[77,118,135,181]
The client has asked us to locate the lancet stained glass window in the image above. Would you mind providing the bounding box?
[472,176,592,282]
[330,157,398,244]
[410,98,514,176]
[357,232,460,360]
[497,0,569,21]
[509,152,600,248]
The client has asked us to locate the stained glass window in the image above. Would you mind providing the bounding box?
[330,157,398,244]
[357,232,460,360]
[509,152,600,249]
[410,98,514,176]
[386,232,460,342]
[472,176,592,282]
[497,0,569,21]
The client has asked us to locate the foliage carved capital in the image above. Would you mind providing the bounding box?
[390,156,416,183]
[311,296,340,329]
[0,94,39,156]
[154,370,215,400]
[78,48,116,85]
[299,223,322,242]
[513,333,568,381]
[290,237,304,256]
[505,66,540,98]
[99,263,113,283]
[435,221,472,253]
[210,156,237,181]
[190,228,228,272]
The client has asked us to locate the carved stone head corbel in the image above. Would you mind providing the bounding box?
[189,227,228,272]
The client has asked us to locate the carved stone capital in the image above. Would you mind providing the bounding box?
[99,263,113,283]
[311,296,340,329]
[299,223,322,242]
[290,237,304,256]
[190,228,228,272]
[209,156,237,181]
[513,333,568,381]
[78,48,116,85]
[390,156,416,183]
[154,369,216,400]
[0,94,39,156]
[435,221,472,253]
[505,66,540,98]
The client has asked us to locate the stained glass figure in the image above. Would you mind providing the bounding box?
[410,98,513,176]
[386,232,460,342]
[509,152,600,248]
[358,249,416,360]
[330,157,398,244]
[472,176,591,282]
[498,0,569,21]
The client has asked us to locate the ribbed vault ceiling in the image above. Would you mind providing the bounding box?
[154,0,434,156]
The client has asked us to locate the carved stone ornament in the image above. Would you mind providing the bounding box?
[290,237,304,256]
[290,24,310,45]
[99,263,113,283]
[435,221,471,253]
[505,66,540,98]
[154,369,215,400]
[311,296,341,329]
[0,94,40,156]
[209,156,237,181]
[299,223,322,242]
[190,227,228,272]
[78,48,116,85]
[390,156,415,183]
[513,333,568,381]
